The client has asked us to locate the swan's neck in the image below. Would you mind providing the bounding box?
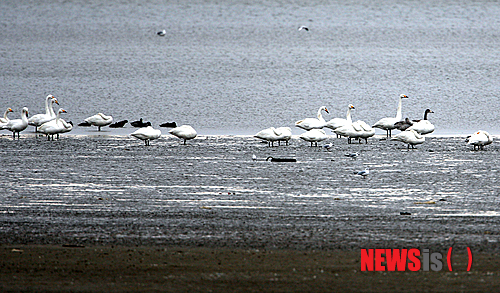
[346,108,352,123]
[3,109,9,119]
[423,111,429,120]
[44,96,51,115]
[395,97,403,120]
[317,108,325,122]
[49,100,56,117]
[22,111,29,123]
[99,113,110,120]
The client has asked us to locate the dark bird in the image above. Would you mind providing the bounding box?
[266,156,297,162]
[157,30,166,36]
[109,120,128,128]
[394,117,413,131]
[78,121,91,127]
[131,118,152,128]
[298,26,309,31]
[159,121,177,128]
[345,152,359,159]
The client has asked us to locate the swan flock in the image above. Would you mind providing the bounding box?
[1,93,495,151]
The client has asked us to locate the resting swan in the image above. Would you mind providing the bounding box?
[392,129,425,149]
[325,104,355,135]
[299,129,328,146]
[372,94,409,137]
[0,108,13,124]
[466,130,493,150]
[28,95,59,132]
[2,107,29,140]
[38,109,72,140]
[131,126,162,146]
[83,113,113,131]
[169,125,197,144]
[254,127,291,147]
[407,109,435,135]
[295,106,329,130]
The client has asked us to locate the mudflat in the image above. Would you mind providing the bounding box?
[0,134,499,291]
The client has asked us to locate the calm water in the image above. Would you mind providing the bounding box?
[1,0,500,136]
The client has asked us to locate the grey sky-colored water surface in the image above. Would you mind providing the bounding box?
[1,0,499,135]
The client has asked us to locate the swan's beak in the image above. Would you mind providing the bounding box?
[324,108,329,113]
[8,108,13,112]
[54,99,59,105]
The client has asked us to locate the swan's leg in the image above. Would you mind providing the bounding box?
[184,139,187,145]
[98,126,101,131]
[310,142,313,147]
[365,138,368,144]
[315,142,318,147]
[278,141,281,146]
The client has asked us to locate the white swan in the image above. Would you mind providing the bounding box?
[28,95,59,132]
[131,126,162,146]
[83,113,113,131]
[391,129,425,149]
[353,120,376,143]
[407,109,435,135]
[276,127,292,145]
[466,130,493,150]
[295,106,329,130]
[169,125,197,144]
[38,109,71,140]
[372,94,409,137]
[332,106,374,144]
[254,127,282,147]
[0,108,13,124]
[2,107,29,140]
[299,129,328,146]
[325,104,355,133]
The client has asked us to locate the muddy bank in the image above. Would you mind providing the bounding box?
[0,134,499,253]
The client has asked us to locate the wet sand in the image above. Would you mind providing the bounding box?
[0,133,499,291]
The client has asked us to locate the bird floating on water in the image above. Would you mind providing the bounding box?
[298,26,309,31]
[157,30,166,36]
[131,118,152,128]
[266,156,297,162]
[160,121,177,128]
[109,120,128,128]
[252,154,257,161]
[345,152,359,159]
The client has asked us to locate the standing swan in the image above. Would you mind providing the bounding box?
[372,94,409,138]
[325,104,355,134]
[28,95,59,132]
[299,129,328,146]
[169,125,197,144]
[82,113,113,131]
[2,107,29,140]
[38,109,72,140]
[392,129,425,149]
[466,130,493,150]
[295,106,329,130]
[131,126,162,146]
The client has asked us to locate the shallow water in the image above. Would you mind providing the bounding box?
[0,135,499,251]
[1,0,500,136]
